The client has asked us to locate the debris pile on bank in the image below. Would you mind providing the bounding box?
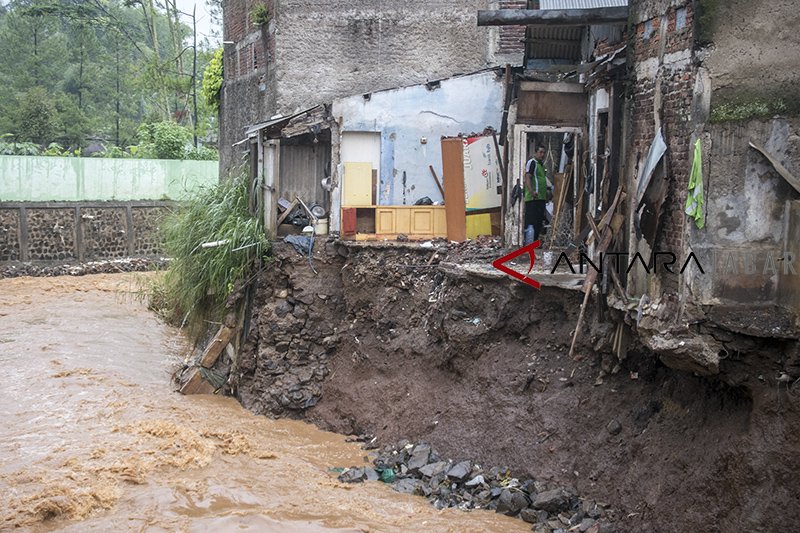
[338,440,615,533]
[0,257,168,278]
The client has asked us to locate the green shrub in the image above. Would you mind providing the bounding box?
[158,173,270,339]
[137,121,192,159]
[186,145,219,161]
[250,3,271,26]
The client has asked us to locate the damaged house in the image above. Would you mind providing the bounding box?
[202,0,800,531]
[221,0,525,238]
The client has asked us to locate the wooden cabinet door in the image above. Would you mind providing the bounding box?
[341,208,357,236]
[343,162,373,206]
[411,208,434,234]
[376,208,396,234]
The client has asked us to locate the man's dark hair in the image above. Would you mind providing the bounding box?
[536,144,546,152]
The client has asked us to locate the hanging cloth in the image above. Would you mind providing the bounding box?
[685,138,705,229]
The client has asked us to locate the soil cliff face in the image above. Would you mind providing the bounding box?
[229,241,800,532]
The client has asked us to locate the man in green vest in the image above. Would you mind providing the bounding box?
[524,144,550,244]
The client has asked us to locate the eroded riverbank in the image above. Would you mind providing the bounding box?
[0,273,525,532]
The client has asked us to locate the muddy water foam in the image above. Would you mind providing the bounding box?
[0,274,525,532]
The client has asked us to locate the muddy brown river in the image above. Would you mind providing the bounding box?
[0,273,524,532]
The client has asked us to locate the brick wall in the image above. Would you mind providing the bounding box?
[498,0,527,56]
[630,1,695,291]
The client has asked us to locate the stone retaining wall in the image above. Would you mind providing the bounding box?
[0,201,172,263]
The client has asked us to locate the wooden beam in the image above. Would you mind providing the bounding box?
[477,7,629,27]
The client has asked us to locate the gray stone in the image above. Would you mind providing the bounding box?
[520,478,537,494]
[296,292,315,305]
[533,488,571,513]
[419,461,448,478]
[496,489,529,516]
[408,444,431,471]
[533,525,552,533]
[520,508,540,524]
[274,301,293,317]
[607,419,622,435]
[364,467,379,481]
[465,474,485,487]
[392,478,424,495]
[446,460,471,481]
[338,468,365,483]
[579,518,597,532]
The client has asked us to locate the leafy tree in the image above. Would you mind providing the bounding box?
[0,0,218,156]
[15,87,62,144]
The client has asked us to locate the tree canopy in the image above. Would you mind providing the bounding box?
[0,0,221,157]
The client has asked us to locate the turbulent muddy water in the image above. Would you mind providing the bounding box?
[0,274,524,532]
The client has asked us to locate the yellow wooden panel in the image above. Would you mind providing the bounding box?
[466,213,492,239]
[433,207,447,236]
[411,208,434,234]
[343,162,373,206]
[396,208,411,234]
[376,208,396,234]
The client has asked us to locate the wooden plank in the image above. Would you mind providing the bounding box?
[199,326,236,368]
[477,7,629,27]
[442,138,467,241]
[276,197,299,227]
[749,141,800,194]
[429,165,445,199]
[568,213,613,360]
[179,367,216,395]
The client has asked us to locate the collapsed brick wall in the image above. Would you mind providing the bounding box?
[0,202,171,263]
[629,1,695,291]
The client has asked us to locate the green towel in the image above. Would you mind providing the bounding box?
[685,138,705,229]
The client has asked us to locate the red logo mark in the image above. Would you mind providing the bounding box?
[492,240,541,289]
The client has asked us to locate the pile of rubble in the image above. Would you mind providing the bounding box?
[338,441,615,533]
[0,257,168,278]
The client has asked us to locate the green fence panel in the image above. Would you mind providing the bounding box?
[0,156,219,201]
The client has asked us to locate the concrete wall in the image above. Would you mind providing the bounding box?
[703,0,800,104]
[332,70,504,206]
[626,0,800,312]
[220,0,522,175]
[0,156,218,202]
[0,202,171,262]
[687,119,800,306]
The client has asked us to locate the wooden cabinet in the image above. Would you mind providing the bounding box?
[371,206,446,237]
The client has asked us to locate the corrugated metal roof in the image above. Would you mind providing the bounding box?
[526,25,583,61]
[540,0,627,9]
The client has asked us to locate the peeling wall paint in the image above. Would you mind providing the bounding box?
[332,71,504,206]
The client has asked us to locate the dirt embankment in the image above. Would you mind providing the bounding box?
[229,241,800,533]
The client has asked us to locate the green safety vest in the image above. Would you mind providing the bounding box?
[524,158,547,202]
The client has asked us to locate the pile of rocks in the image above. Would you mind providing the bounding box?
[0,257,168,278]
[338,441,615,533]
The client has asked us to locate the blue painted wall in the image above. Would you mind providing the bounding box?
[333,70,504,205]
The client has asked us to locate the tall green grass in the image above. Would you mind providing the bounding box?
[158,173,270,339]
